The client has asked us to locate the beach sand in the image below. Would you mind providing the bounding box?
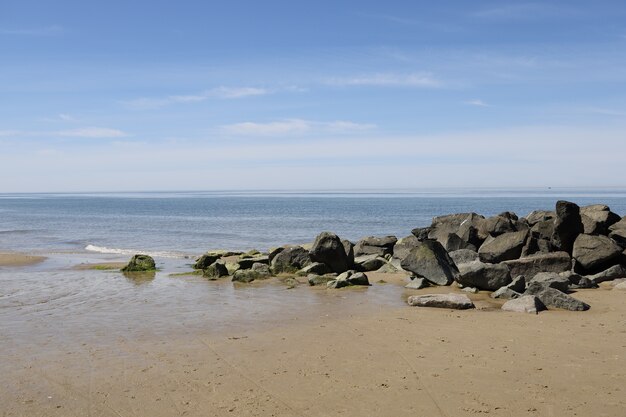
[0,252,46,267]
[1,268,625,417]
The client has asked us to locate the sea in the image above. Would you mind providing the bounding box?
[1,188,626,257]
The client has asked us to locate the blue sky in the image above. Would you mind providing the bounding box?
[1,1,626,192]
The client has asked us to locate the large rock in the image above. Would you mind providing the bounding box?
[457,261,511,291]
[501,296,545,314]
[559,271,597,289]
[309,232,350,273]
[392,235,420,261]
[608,221,626,248]
[551,200,583,254]
[354,254,387,272]
[193,253,221,270]
[588,264,626,284]
[456,213,488,247]
[448,249,479,266]
[407,293,475,310]
[428,213,475,241]
[580,205,621,235]
[237,256,270,270]
[297,262,331,276]
[525,286,590,311]
[404,277,430,289]
[232,269,263,283]
[491,287,521,300]
[341,239,355,268]
[121,254,156,272]
[479,215,516,237]
[478,229,528,263]
[354,236,397,257]
[400,240,458,286]
[203,262,228,280]
[307,273,337,286]
[440,233,474,252]
[572,234,621,272]
[524,210,555,226]
[251,262,272,277]
[326,271,370,288]
[528,272,571,293]
[270,246,311,273]
[502,252,571,279]
[411,226,432,241]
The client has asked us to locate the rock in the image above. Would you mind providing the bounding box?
[524,210,555,226]
[237,256,270,270]
[268,247,285,263]
[551,200,583,254]
[240,249,261,259]
[462,286,479,294]
[448,249,479,266]
[559,271,597,289]
[283,277,299,289]
[529,272,571,293]
[251,262,272,277]
[440,233,474,252]
[410,227,432,241]
[457,261,511,291]
[428,213,474,242]
[609,227,626,248]
[580,205,621,235]
[270,246,310,273]
[327,271,370,288]
[232,269,262,283]
[456,213,487,248]
[501,296,545,314]
[525,286,590,311]
[400,240,458,286]
[203,262,228,280]
[224,262,240,275]
[354,236,397,257]
[341,239,355,268]
[478,230,528,263]
[502,252,571,279]
[588,264,626,284]
[479,215,516,237]
[491,287,521,299]
[354,254,387,272]
[296,262,331,276]
[572,234,622,272]
[193,253,221,269]
[376,263,399,273]
[392,235,420,261]
[121,254,156,272]
[404,277,430,289]
[307,273,337,286]
[309,232,350,273]
[407,293,475,309]
[507,275,527,293]
[614,282,626,290]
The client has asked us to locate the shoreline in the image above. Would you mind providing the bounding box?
[0,252,47,267]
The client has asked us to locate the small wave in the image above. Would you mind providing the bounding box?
[84,245,189,259]
[0,229,39,235]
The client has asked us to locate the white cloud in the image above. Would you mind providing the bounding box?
[0,25,64,36]
[124,86,270,109]
[56,127,129,138]
[220,119,376,136]
[325,72,441,88]
[58,114,76,122]
[465,99,489,107]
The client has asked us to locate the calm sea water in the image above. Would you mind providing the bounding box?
[1,189,625,256]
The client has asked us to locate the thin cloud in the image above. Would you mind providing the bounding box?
[0,25,64,36]
[56,127,129,138]
[472,3,577,20]
[325,73,442,88]
[124,86,270,109]
[220,119,376,136]
[465,99,490,107]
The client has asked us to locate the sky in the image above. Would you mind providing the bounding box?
[1,0,626,192]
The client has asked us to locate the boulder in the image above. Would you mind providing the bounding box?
[251,262,272,277]
[193,253,221,270]
[440,233,474,252]
[121,254,156,272]
[354,236,397,257]
[400,240,458,286]
[309,232,350,273]
[525,286,590,311]
[404,277,430,289]
[327,271,370,288]
[354,254,387,272]
[507,275,527,293]
[457,261,511,291]
[224,262,240,275]
[341,239,355,268]
[456,213,487,248]
[580,205,621,235]
[448,249,479,266]
[428,213,475,241]
[478,230,528,263]
[268,247,285,263]
[501,296,545,314]
[376,263,399,273]
[232,269,263,283]
[307,273,337,286]
[479,215,516,237]
[240,249,262,258]
[609,228,626,248]
[588,264,626,284]
[502,252,571,279]
[491,287,521,300]
[524,210,555,226]
[270,246,310,273]
[237,255,270,270]
[614,282,626,290]
[407,293,475,310]
[572,234,621,272]
[528,272,571,293]
[393,235,420,261]
[411,226,432,241]
[203,262,228,280]
[559,271,597,289]
[551,200,583,254]
[296,262,331,276]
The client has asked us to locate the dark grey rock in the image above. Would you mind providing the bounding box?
[194,253,221,270]
[327,270,370,288]
[525,210,555,226]
[309,232,350,273]
[354,236,397,257]
[588,264,626,284]
[341,239,355,268]
[410,227,432,241]
[559,271,597,289]
[440,233,474,252]
[237,255,270,270]
[232,269,262,283]
[479,215,516,237]
[580,205,621,235]
[400,240,458,286]
[407,293,475,309]
[491,287,521,299]
[203,262,228,280]
[354,254,387,272]
[525,286,590,311]
[404,277,429,289]
[501,296,545,314]
[270,246,310,273]
[609,228,626,248]
[251,262,272,277]
[307,273,337,286]
[478,230,528,263]
[376,263,399,273]
[121,254,156,272]
[297,262,331,276]
[529,272,571,293]
[502,252,571,279]
[268,247,285,263]
[572,234,622,272]
[449,249,479,266]
[507,275,527,293]
[457,261,511,291]
[551,200,583,254]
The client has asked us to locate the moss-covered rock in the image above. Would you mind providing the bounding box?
[121,254,156,272]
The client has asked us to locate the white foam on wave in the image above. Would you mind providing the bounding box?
[84,245,188,259]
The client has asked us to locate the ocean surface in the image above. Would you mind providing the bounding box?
[1,188,626,257]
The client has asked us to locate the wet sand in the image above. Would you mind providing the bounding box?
[1,261,625,417]
[0,252,46,267]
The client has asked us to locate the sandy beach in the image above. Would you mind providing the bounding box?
[0,252,46,268]
[2,263,625,417]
